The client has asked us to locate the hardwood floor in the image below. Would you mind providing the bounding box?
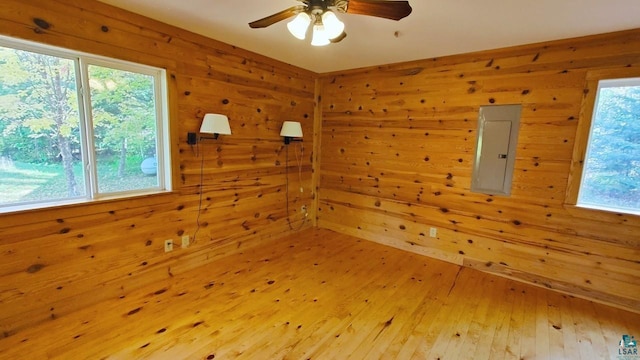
[1,228,638,359]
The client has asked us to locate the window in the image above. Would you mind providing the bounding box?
[567,69,640,216]
[0,37,171,213]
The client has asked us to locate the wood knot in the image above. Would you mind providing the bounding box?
[384,317,394,327]
[33,18,50,29]
[127,307,142,316]
[27,264,45,273]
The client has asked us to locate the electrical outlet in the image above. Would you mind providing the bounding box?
[164,239,173,252]
[301,205,307,212]
[181,235,190,249]
[429,227,437,238]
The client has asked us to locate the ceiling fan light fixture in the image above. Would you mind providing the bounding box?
[311,23,330,46]
[321,11,345,40]
[250,0,413,47]
[287,12,311,40]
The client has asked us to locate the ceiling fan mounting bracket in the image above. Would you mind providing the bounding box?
[310,7,324,16]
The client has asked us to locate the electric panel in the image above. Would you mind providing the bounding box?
[471,104,522,196]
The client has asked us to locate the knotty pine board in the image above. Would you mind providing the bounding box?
[0,0,638,345]
[0,0,315,337]
[318,28,640,312]
[1,229,637,359]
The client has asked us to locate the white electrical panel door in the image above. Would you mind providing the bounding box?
[472,104,521,196]
[475,121,512,191]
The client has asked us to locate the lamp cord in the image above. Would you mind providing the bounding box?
[194,142,304,238]
[295,142,303,186]
[192,151,205,245]
[285,143,306,231]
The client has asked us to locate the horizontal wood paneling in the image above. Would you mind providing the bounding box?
[1,0,638,345]
[0,0,316,337]
[318,29,640,312]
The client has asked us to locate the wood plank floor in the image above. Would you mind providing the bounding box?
[1,228,638,359]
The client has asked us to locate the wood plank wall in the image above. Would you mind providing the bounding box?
[0,0,638,342]
[317,29,640,313]
[0,0,316,337]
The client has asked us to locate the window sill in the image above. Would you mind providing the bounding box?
[562,202,640,225]
[0,191,179,228]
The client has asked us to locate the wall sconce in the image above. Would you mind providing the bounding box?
[280,121,303,145]
[187,113,231,144]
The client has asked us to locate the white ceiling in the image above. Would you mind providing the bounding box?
[97,0,640,73]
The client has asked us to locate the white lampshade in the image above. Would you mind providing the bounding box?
[200,113,231,135]
[280,121,303,138]
[311,24,330,47]
[287,12,311,40]
[322,11,344,40]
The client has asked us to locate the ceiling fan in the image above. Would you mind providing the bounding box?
[249,0,412,46]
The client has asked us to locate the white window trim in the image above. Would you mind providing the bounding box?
[566,67,640,218]
[576,77,640,215]
[0,35,172,214]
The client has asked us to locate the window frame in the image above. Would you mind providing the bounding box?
[0,36,172,214]
[565,67,640,216]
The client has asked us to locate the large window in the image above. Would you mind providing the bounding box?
[568,70,640,216]
[0,37,171,213]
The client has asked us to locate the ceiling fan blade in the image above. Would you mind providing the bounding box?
[249,6,305,28]
[330,32,347,43]
[346,0,412,21]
